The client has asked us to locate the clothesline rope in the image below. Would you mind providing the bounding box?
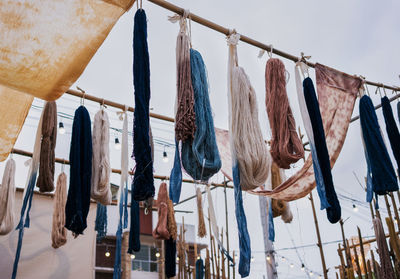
[147,0,400,92]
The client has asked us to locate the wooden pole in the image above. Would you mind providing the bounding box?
[146,0,400,92]
[339,219,351,269]
[232,251,236,279]
[373,198,382,220]
[214,236,220,279]
[384,195,393,220]
[337,244,346,274]
[389,192,400,232]
[161,240,166,279]
[208,214,216,279]
[223,178,231,279]
[221,230,226,279]
[194,243,197,279]
[370,250,380,279]
[357,227,368,275]
[309,192,328,279]
[351,239,362,278]
[366,260,373,279]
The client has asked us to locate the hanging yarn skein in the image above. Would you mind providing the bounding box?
[152,182,170,240]
[196,258,205,279]
[12,106,44,279]
[167,197,178,240]
[295,62,329,210]
[381,96,400,174]
[226,32,253,277]
[132,8,155,202]
[169,140,183,203]
[165,237,177,278]
[0,158,16,235]
[196,187,207,238]
[91,109,112,205]
[51,172,67,248]
[114,111,130,279]
[266,58,304,169]
[174,12,196,142]
[65,105,93,236]
[95,203,108,242]
[303,77,341,224]
[360,95,398,195]
[37,101,57,193]
[373,217,395,279]
[181,49,221,181]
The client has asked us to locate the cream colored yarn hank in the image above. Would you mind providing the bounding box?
[231,66,271,190]
[0,158,16,235]
[196,187,206,238]
[91,109,112,205]
[52,172,68,248]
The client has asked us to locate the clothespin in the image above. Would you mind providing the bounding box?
[381,83,387,96]
[76,86,86,106]
[375,85,382,98]
[300,52,311,63]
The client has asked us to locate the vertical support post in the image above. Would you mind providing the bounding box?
[389,192,400,231]
[232,251,236,279]
[208,214,215,279]
[223,177,231,279]
[309,192,328,279]
[357,227,367,276]
[161,240,166,279]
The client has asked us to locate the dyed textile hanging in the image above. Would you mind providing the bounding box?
[381,96,400,174]
[373,218,395,278]
[174,16,196,142]
[196,258,205,279]
[12,107,44,279]
[303,77,341,223]
[265,58,304,169]
[51,172,68,248]
[37,101,57,193]
[0,1,134,160]
[270,163,292,223]
[295,62,329,210]
[152,182,170,240]
[113,112,130,279]
[132,9,155,202]
[0,158,16,235]
[167,197,178,240]
[244,64,361,201]
[181,49,221,181]
[169,140,183,203]
[165,237,177,278]
[227,33,252,277]
[128,199,141,253]
[360,95,398,195]
[91,109,112,205]
[65,106,92,236]
[95,203,108,242]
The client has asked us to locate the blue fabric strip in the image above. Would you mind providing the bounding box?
[169,139,182,203]
[268,198,275,242]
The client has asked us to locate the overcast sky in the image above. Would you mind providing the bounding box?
[5,0,400,278]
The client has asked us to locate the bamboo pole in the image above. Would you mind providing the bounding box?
[373,198,382,220]
[161,240,166,279]
[351,239,362,278]
[339,219,351,269]
[214,236,220,279]
[389,192,400,232]
[232,251,236,279]
[223,178,231,279]
[309,192,328,279]
[194,243,197,279]
[10,148,231,191]
[370,250,380,279]
[384,195,393,220]
[208,215,216,279]
[357,227,368,275]
[221,230,226,279]
[146,0,400,92]
[337,244,346,275]
[366,260,373,279]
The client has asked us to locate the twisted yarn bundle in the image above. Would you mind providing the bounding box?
[373,217,395,279]
[65,105,92,236]
[91,109,112,205]
[152,182,170,240]
[51,172,67,248]
[360,95,398,195]
[266,58,304,169]
[132,9,154,202]
[0,158,16,235]
[181,49,221,181]
[174,18,196,142]
[167,197,177,241]
[37,101,57,193]
[381,96,400,173]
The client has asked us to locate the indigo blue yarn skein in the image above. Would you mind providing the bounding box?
[382,96,400,174]
[132,9,155,201]
[360,95,398,195]
[65,105,93,235]
[303,78,341,224]
[95,203,107,241]
[169,140,183,203]
[181,49,221,181]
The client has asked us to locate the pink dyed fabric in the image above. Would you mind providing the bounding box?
[216,64,362,201]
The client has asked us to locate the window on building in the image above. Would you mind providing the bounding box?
[131,245,159,272]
